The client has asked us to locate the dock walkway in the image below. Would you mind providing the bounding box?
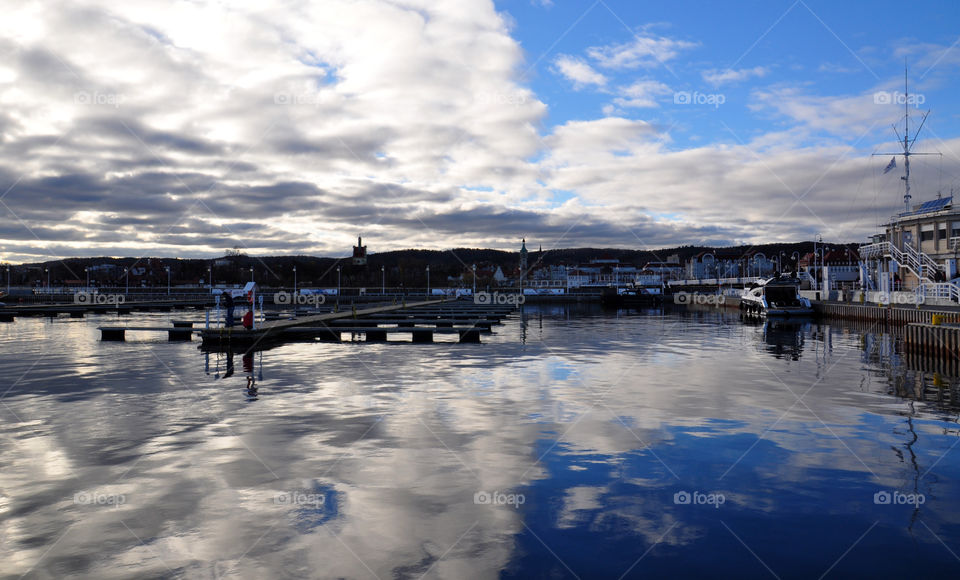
[200,300,512,346]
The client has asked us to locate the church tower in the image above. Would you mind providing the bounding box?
[352,236,367,266]
[519,238,528,272]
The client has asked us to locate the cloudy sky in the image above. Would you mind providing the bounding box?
[1,0,959,263]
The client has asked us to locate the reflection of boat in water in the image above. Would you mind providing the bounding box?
[740,275,812,317]
[762,319,809,361]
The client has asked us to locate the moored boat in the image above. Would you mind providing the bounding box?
[740,275,812,317]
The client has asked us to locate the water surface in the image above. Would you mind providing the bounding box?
[1,306,958,579]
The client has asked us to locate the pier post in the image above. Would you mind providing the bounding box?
[365,329,387,342]
[412,330,433,343]
[101,329,126,341]
[458,329,481,343]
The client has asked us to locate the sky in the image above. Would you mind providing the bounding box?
[1,0,960,263]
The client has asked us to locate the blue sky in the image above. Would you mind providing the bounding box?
[1,0,959,262]
[508,0,960,148]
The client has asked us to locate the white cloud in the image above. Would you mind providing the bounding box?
[586,33,698,70]
[0,1,958,263]
[750,87,892,137]
[607,79,673,110]
[702,66,769,86]
[552,54,607,89]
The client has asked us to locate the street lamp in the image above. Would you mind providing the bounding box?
[250,266,254,283]
[426,265,430,296]
[45,267,49,288]
[207,266,212,288]
[336,265,341,296]
[472,264,476,295]
[6,265,10,296]
[124,267,129,295]
[381,265,385,295]
[165,266,171,295]
[293,266,297,295]
[85,267,90,288]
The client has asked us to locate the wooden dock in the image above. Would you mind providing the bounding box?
[814,302,960,325]
[200,300,512,346]
[91,300,516,346]
[0,299,213,321]
[904,322,960,358]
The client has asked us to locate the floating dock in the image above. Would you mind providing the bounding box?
[92,299,516,346]
[0,299,212,321]
[200,300,513,347]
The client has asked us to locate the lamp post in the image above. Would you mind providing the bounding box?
[250,266,254,283]
[381,265,385,295]
[6,265,10,296]
[815,234,823,291]
[85,267,90,289]
[207,266,212,288]
[124,267,129,295]
[45,268,49,288]
[293,266,297,296]
[165,266,171,295]
[472,264,476,295]
[426,265,430,296]
[336,265,341,296]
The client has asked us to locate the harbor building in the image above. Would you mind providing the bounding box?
[858,73,959,301]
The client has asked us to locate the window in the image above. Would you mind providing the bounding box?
[939,224,948,240]
[921,224,934,242]
[951,221,960,238]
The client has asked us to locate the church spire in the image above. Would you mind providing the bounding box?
[519,237,528,271]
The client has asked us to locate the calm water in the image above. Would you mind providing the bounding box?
[1,306,959,579]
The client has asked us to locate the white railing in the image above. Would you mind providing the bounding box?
[859,241,942,282]
[668,277,764,287]
[917,282,960,303]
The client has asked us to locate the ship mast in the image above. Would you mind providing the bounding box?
[903,66,911,211]
[874,62,937,213]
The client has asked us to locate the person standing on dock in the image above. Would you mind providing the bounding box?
[223,291,235,326]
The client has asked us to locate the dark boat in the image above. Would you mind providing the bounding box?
[601,285,661,307]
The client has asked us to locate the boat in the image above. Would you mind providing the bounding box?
[600,285,661,307]
[739,275,812,317]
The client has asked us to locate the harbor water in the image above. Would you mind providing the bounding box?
[1,305,959,579]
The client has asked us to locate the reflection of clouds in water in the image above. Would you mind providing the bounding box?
[2,310,960,576]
